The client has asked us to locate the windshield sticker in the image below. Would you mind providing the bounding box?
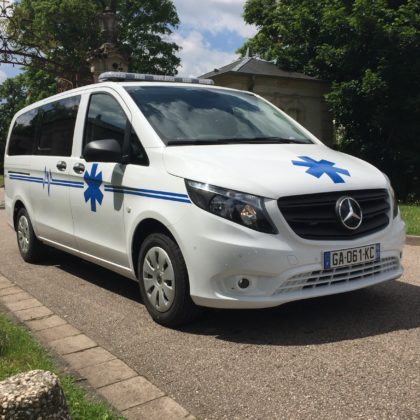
[292,156,350,184]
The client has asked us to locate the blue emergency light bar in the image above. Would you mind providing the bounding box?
[98,72,214,85]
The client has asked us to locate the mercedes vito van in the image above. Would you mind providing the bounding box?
[3,72,405,326]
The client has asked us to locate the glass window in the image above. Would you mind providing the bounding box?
[8,109,39,155]
[37,96,81,156]
[125,86,313,145]
[84,93,127,150]
[84,93,148,165]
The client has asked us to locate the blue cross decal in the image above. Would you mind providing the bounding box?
[292,156,350,184]
[84,164,104,212]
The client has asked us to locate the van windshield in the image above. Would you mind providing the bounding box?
[125,86,313,146]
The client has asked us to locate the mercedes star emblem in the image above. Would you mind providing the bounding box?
[336,196,363,230]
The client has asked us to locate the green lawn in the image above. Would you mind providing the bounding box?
[0,175,3,187]
[0,314,123,420]
[400,204,420,236]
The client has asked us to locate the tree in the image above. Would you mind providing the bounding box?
[240,0,420,200]
[2,0,180,84]
[0,74,28,172]
[0,0,181,173]
[0,69,56,172]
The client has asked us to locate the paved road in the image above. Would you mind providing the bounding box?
[0,204,419,419]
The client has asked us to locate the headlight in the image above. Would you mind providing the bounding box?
[383,173,398,218]
[185,180,278,234]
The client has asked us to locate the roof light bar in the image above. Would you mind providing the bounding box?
[98,72,214,85]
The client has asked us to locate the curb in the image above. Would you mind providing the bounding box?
[0,274,195,420]
[406,235,420,246]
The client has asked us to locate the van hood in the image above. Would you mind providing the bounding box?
[163,144,388,199]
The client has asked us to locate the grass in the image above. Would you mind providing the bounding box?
[0,175,3,187]
[400,204,420,236]
[0,314,123,420]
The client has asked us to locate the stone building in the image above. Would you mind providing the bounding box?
[200,56,334,145]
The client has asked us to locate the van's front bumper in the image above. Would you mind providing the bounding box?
[172,202,405,309]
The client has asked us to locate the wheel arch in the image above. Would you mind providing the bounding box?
[13,199,27,231]
[131,218,179,279]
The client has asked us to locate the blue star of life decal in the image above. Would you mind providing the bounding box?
[84,164,104,212]
[292,156,350,184]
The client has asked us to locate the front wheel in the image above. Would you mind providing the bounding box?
[138,233,201,327]
[16,208,46,263]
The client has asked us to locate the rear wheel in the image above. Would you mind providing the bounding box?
[16,208,46,263]
[138,233,201,327]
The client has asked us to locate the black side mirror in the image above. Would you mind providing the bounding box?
[83,139,122,163]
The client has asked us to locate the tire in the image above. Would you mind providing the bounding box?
[16,208,46,263]
[138,233,201,327]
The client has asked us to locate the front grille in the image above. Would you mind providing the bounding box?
[277,189,390,240]
[275,257,399,295]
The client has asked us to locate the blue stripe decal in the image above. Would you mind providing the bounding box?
[50,182,84,189]
[9,177,44,184]
[51,178,84,186]
[105,186,191,203]
[105,186,189,199]
[9,175,43,182]
[9,171,190,204]
[9,175,84,189]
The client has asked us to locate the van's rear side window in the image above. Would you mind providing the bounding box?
[8,109,39,156]
[37,96,81,156]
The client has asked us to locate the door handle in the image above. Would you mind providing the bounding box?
[56,161,67,171]
[73,163,85,174]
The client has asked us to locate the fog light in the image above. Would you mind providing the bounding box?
[238,278,250,289]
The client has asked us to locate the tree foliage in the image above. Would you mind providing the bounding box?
[0,0,181,172]
[241,0,420,200]
[0,69,56,171]
[7,0,180,83]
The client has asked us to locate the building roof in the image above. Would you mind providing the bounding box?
[199,57,319,81]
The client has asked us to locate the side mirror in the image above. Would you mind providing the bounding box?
[83,139,122,163]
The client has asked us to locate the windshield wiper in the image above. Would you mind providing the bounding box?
[167,139,229,146]
[229,137,309,144]
[167,137,310,146]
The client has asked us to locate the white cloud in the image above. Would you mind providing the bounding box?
[173,0,257,38]
[0,70,7,84]
[171,1,256,77]
[173,30,238,77]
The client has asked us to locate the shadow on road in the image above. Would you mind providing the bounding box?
[44,248,419,346]
[44,248,141,302]
[183,280,420,345]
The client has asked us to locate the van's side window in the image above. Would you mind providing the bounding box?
[8,109,39,156]
[84,94,126,150]
[84,93,148,165]
[37,96,81,157]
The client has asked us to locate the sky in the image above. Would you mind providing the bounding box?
[0,0,256,83]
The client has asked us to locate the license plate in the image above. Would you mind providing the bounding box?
[323,244,380,269]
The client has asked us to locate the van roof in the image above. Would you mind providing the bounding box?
[98,72,214,85]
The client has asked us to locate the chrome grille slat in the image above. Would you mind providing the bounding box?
[275,257,399,294]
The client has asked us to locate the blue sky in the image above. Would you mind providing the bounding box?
[0,0,256,83]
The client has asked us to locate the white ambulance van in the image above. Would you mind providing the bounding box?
[3,72,405,326]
